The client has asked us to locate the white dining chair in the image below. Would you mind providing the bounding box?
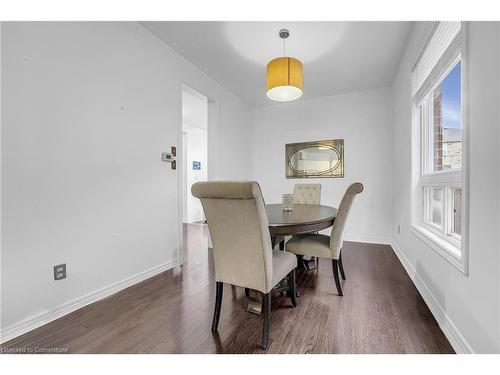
[191,180,298,349]
[292,184,322,268]
[292,184,321,205]
[286,183,364,296]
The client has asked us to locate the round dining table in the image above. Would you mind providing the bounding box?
[266,203,338,249]
[246,203,337,315]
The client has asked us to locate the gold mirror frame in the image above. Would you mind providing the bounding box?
[285,139,344,179]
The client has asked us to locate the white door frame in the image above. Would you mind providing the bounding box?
[177,83,217,266]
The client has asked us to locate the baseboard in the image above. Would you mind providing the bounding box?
[390,239,474,354]
[0,258,178,344]
[344,234,392,245]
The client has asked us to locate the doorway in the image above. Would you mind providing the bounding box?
[179,85,210,266]
[181,86,208,225]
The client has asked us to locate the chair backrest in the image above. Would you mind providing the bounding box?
[293,184,321,205]
[329,183,364,259]
[191,181,273,293]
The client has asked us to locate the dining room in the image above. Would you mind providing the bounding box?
[1,4,500,369]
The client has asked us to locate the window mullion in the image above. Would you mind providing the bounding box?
[445,187,450,236]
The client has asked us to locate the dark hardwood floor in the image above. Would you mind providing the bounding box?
[1,224,454,353]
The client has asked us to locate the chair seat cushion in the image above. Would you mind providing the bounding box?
[286,234,333,259]
[272,250,297,288]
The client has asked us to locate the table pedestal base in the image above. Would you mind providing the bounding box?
[246,299,262,315]
[245,279,298,315]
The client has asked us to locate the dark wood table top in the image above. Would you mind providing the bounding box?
[265,203,337,236]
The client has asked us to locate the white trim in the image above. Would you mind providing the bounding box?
[391,239,474,354]
[410,225,464,273]
[343,234,392,245]
[459,22,471,276]
[177,82,185,266]
[0,258,178,344]
[178,83,217,264]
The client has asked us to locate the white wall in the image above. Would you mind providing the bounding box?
[391,22,500,353]
[0,22,252,341]
[250,88,393,243]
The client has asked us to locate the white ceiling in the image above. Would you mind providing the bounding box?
[141,22,413,107]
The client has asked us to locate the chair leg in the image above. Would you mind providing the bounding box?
[338,252,346,280]
[245,288,250,298]
[331,260,343,296]
[287,270,297,307]
[261,293,271,350]
[211,282,223,332]
[296,254,304,269]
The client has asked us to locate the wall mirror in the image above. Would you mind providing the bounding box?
[285,139,344,178]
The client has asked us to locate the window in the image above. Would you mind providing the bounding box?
[411,22,468,273]
[424,187,445,230]
[421,61,462,175]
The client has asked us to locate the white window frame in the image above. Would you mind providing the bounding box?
[410,22,469,275]
[448,187,462,240]
[423,186,445,232]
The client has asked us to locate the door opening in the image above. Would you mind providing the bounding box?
[181,86,208,225]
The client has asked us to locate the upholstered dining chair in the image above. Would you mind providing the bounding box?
[292,184,322,269]
[293,184,321,205]
[191,181,298,350]
[286,183,364,296]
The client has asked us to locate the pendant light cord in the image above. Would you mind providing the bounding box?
[283,37,286,56]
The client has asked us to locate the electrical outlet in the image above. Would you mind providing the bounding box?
[53,264,66,280]
[397,224,401,234]
[171,160,176,170]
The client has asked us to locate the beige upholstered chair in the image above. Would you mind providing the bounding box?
[292,184,322,268]
[286,183,364,296]
[293,184,321,205]
[191,181,298,349]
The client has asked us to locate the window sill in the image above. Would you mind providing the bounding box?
[410,225,467,274]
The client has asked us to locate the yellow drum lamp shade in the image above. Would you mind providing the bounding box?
[266,57,303,102]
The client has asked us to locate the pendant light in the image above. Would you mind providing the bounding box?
[266,29,303,102]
